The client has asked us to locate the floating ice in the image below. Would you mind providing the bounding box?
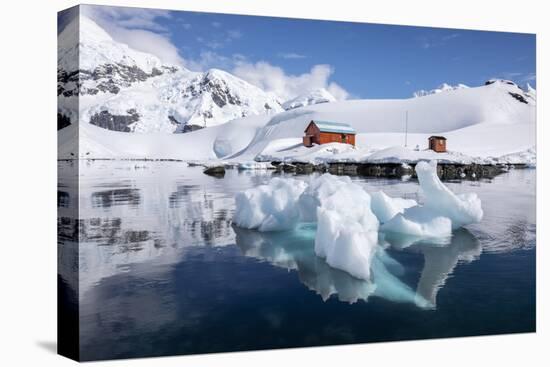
[381,160,483,238]
[314,185,380,280]
[298,174,355,222]
[233,161,483,281]
[370,191,417,223]
[233,178,307,231]
[416,160,483,228]
[381,211,453,239]
[295,174,380,280]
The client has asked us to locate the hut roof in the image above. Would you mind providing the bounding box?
[307,120,356,134]
[429,135,447,140]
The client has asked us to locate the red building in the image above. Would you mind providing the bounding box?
[303,120,356,147]
[428,136,447,153]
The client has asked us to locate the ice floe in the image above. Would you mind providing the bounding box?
[233,177,307,231]
[233,160,483,281]
[382,160,483,239]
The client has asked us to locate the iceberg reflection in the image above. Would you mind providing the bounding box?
[234,225,481,309]
[409,229,481,307]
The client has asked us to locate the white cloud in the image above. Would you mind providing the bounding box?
[81,5,185,66]
[181,51,238,72]
[227,29,243,40]
[232,62,349,101]
[494,72,536,84]
[111,27,184,66]
[418,33,461,49]
[79,5,351,101]
[278,52,307,59]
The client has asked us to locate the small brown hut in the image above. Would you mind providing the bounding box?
[428,136,447,153]
[303,120,356,147]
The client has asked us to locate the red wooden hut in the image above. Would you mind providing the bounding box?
[428,136,447,153]
[303,120,356,147]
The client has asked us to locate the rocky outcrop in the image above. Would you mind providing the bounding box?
[57,64,174,97]
[273,161,508,180]
[57,113,72,130]
[203,165,226,177]
[89,109,140,132]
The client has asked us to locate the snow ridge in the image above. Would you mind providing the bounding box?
[282,88,336,110]
[58,15,283,133]
[413,83,470,98]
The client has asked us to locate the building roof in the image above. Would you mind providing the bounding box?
[308,120,356,134]
[429,135,447,140]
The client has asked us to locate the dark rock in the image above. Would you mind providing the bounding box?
[182,124,204,133]
[203,165,226,177]
[57,63,172,97]
[509,92,529,104]
[89,109,140,132]
[295,163,315,174]
[57,113,71,130]
[278,164,297,173]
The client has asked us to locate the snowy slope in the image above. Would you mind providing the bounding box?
[413,83,469,98]
[60,79,536,165]
[234,80,535,160]
[58,15,283,133]
[282,88,336,110]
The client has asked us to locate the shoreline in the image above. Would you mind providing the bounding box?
[271,161,520,180]
[58,158,533,181]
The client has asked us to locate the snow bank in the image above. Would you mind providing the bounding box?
[382,160,483,238]
[233,178,307,231]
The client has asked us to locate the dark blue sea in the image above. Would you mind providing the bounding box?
[57,161,536,361]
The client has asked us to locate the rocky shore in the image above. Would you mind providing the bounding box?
[270,161,521,180]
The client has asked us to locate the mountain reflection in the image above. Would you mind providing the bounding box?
[234,225,481,308]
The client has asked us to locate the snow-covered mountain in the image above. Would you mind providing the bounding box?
[58,16,283,133]
[59,78,536,163]
[413,83,470,98]
[526,83,536,100]
[282,88,336,110]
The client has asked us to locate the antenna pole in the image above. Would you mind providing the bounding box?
[405,110,408,147]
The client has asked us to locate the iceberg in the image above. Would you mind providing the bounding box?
[233,178,307,231]
[370,191,417,223]
[233,161,483,281]
[382,160,483,238]
[314,185,380,280]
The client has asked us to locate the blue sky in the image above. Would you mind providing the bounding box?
[74,5,536,100]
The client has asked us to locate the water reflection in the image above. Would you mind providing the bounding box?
[234,225,481,308]
[91,188,141,208]
[407,229,481,307]
[56,161,535,360]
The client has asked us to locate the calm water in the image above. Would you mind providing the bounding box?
[58,161,536,361]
